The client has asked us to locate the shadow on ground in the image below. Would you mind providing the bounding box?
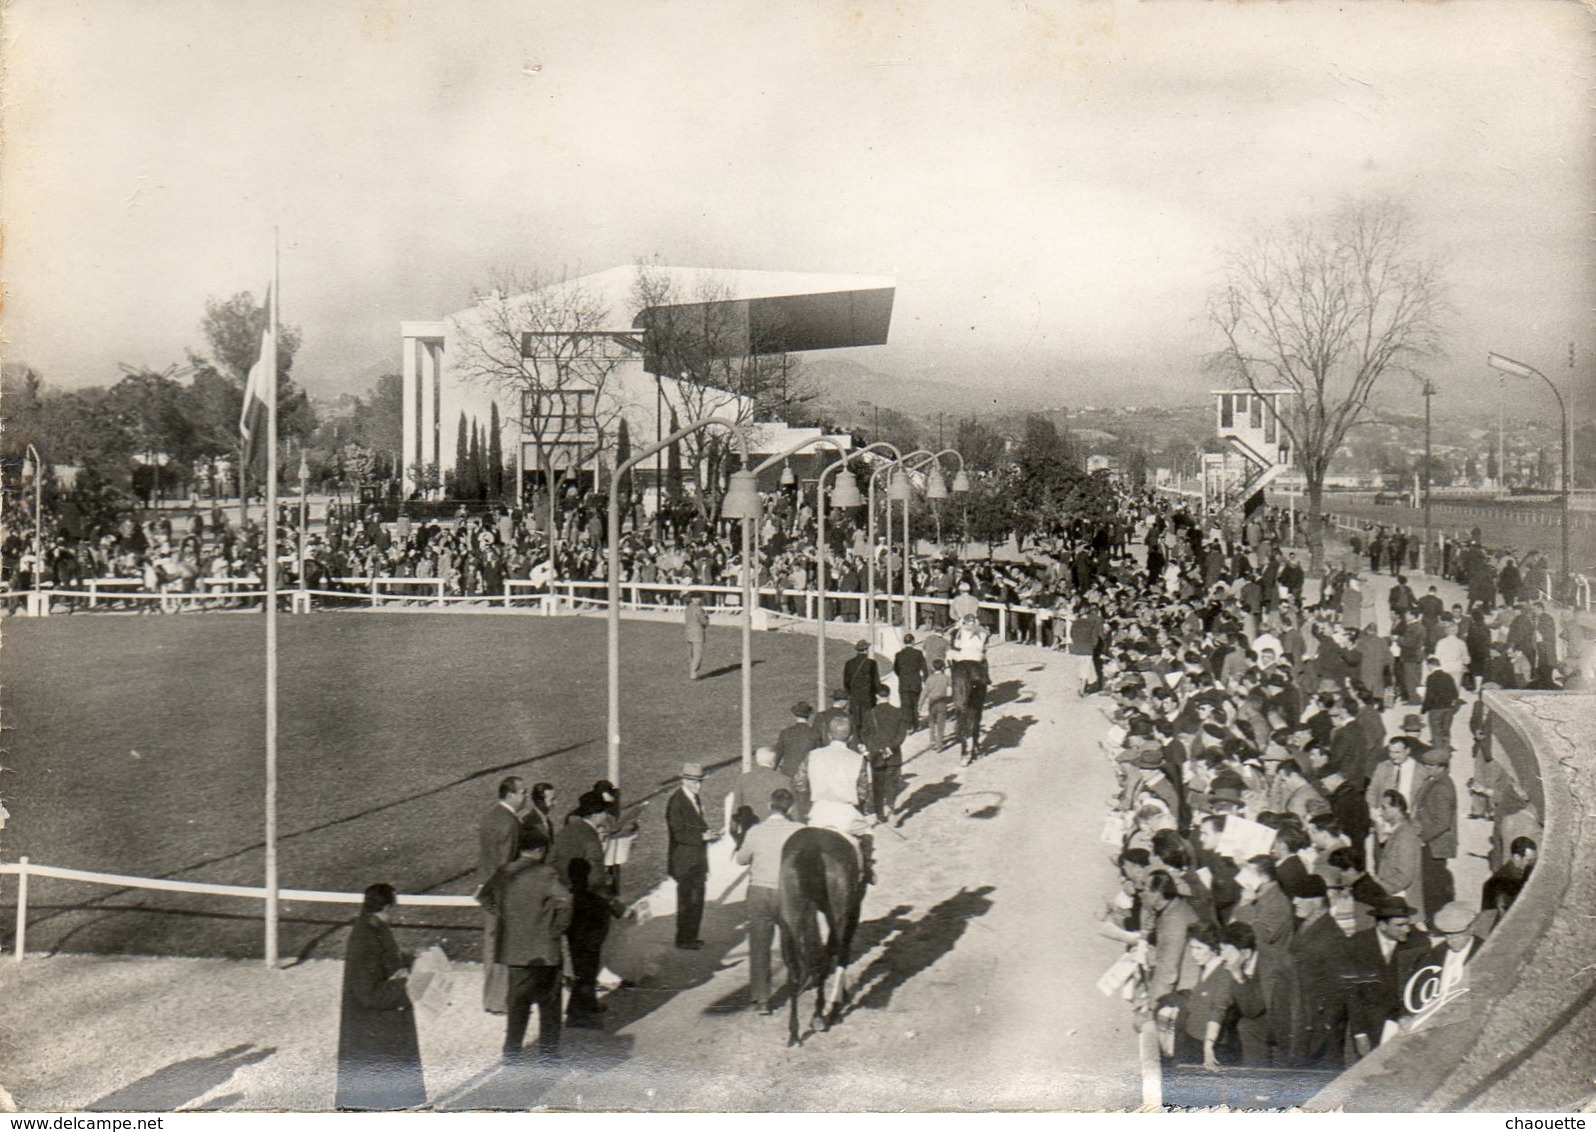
[893,774,962,827]
[981,714,1038,755]
[846,885,996,1015]
[86,1044,275,1111]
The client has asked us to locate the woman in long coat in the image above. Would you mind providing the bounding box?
[336,884,427,1111]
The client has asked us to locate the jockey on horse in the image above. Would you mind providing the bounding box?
[948,612,991,764]
[794,714,877,886]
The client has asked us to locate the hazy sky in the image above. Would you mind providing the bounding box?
[4,0,1591,417]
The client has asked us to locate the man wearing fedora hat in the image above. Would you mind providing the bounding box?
[1345,895,1428,1055]
[775,701,820,781]
[843,639,885,747]
[666,762,718,950]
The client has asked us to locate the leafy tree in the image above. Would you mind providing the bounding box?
[1210,199,1445,569]
[955,418,1007,473]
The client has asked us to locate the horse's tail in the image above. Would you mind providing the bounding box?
[778,835,828,990]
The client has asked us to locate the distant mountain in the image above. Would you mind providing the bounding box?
[800,356,1017,420]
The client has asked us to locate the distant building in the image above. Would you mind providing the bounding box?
[399,265,893,503]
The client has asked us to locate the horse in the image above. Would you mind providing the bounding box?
[950,658,989,764]
[776,826,864,1047]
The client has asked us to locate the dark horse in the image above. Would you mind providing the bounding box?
[950,658,989,764]
[776,826,864,1047]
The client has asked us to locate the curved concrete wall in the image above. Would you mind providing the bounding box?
[1310,691,1595,1112]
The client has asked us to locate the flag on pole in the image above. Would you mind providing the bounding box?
[239,285,276,465]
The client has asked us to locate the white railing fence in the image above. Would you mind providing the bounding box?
[8,575,1047,637]
[0,856,476,962]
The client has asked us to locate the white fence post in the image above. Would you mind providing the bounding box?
[13,856,27,962]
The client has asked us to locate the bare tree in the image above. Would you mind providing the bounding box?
[1209,200,1445,569]
[632,260,803,521]
[454,269,628,547]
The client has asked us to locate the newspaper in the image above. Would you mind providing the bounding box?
[1215,815,1277,863]
[405,944,455,1024]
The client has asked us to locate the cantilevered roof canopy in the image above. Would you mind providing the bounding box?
[493,265,894,358]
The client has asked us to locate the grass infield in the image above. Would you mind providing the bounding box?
[0,611,821,962]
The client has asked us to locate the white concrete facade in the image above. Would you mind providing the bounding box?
[400,265,894,500]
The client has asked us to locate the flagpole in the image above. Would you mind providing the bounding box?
[264,232,281,968]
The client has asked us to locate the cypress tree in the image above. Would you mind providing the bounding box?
[469,418,485,501]
[453,412,469,498]
[487,402,504,500]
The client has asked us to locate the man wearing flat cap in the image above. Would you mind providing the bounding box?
[666,762,718,950]
[1425,901,1482,974]
[1411,745,1458,920]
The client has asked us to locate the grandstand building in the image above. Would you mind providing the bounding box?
[399,265,895,504]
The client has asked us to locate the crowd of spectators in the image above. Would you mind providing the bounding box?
[1340,519,1559,613]
[1090,498,1550,1074]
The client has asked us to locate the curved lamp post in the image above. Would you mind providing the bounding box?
[899,449,969,631]
[743,437,851,761]
[869,449,933,640]
[814,442,895,708]
[861,444,904,639]
[608,416,750,788]
[1488,352,1570,595]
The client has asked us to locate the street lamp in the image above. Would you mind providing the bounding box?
[861,444,904,638]
[899,449,968,630]
[721,468,762,775]
[607,416,749,788]
[815,443,891,709]
[745,437,851,745]
[869,449,933,641]
[1488,352,1570,596]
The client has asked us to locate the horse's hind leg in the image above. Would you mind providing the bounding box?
[825,963,850,1024]
[782,930,804,1047]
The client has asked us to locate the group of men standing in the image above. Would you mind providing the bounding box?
[475,776,625,1067]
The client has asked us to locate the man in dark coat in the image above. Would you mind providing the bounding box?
[735,746,792,821]
[775,701,820,780]
[665,762,715,950]
[1285,875,1350,1069]
[1279,554,1305,607]
[1344,896,1429,1055]
[863,686,907,822]
[1420,657,1461,754]
[893,634,928,732]
[480,829,572,1066]
[1412,746,1459,919]
[337,884,426,1111]
[551,793,616,1023]
[843,640,886,746]
[478,776,528,1014]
